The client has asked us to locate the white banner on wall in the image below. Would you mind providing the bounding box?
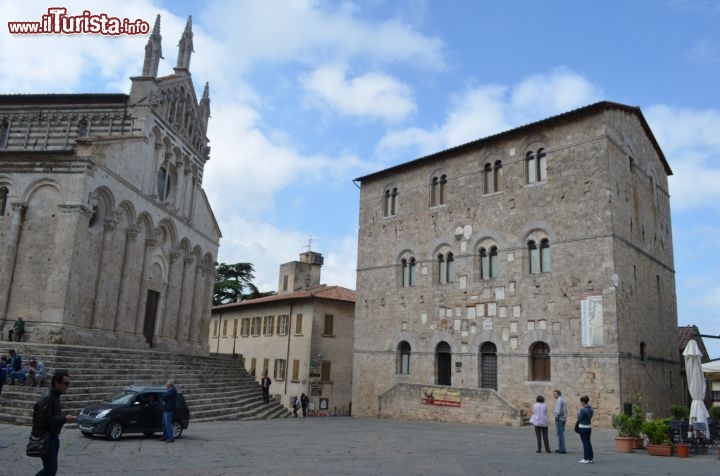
[581,291,604,347]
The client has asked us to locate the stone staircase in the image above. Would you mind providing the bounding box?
[0,342,291,426]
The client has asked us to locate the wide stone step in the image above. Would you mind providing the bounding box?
[0,343,292,426]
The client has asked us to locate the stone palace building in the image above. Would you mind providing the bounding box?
[0,16,220,354]
[352,102,683,425]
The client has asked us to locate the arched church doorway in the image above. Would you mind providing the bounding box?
[479,341,497,390]
[436,341,451,386]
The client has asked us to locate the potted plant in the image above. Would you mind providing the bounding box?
[631,402,646,449]
[641,419,672,456]
[612,412,642,453]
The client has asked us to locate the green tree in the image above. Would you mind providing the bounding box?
[213,262,260,305]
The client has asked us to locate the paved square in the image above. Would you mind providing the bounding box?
[1,418,716,475]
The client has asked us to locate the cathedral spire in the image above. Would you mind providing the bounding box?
[141,14,162,77]
[175,16,194,73]
[200,82,211,130]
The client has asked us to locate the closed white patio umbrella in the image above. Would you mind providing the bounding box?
[683,339,710,437]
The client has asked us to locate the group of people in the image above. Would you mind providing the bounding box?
[292,393,310,417]
[260,371,309,417]
[529,390,595,464]
[0,349,47,394]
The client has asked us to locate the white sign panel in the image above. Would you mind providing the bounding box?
[581,292,604,347]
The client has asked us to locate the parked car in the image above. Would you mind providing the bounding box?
[77,384,190,441]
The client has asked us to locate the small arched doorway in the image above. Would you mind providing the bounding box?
[479,341,497,390]
[436,341,452,386]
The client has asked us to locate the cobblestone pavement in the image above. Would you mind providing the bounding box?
[1,418,717,475]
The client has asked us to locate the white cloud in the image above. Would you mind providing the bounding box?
[301,64,416,122]
[0,1,174,92]
[645,105,720,210]
[510,68,603,123]
[215,216,356,292]
[202,1,445,74]
[204,98,364,220]
[378,69,602,159]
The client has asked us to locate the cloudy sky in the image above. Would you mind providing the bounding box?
[3,1,719,357]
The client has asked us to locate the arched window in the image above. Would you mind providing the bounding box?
[493,160,502,192]
[157,167,168,200]
[397,341,411,374]
[384,187,398,217]
[78,118,89,137]
[401,257,417,287]
[489,246,498,278]
[0,186,8,216]
[0,120,9,148]
[480,246,499,279]
[537,148,547,181]
[526,151,536,184]
[438,252,454,284]
[540,239,551,272]
[529,240,539,274]
[530,341,550,381]
[483,163,494,194]
[526,148,547,184]
[157,166,170,201]
[430,174,447,206]
[529,239,550,274]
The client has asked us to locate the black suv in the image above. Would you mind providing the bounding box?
[77,384,190,441]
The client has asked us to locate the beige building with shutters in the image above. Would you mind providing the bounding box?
[0,16,220,354]
[210,251,355,414]
[352,101,683,426]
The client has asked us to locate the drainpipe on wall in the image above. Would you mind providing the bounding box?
[215,312,222,354]
[284,302,293,396]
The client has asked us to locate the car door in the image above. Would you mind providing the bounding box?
[130,392,162,433]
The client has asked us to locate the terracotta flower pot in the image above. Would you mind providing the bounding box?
[633,437,645,449]
[647,444,672,456]
[614,436,635,453]
[674,444,689,458]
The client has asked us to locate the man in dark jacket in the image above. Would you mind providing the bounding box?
[31,370,76,475]
[161,380,178,442]
[5,349,21,384]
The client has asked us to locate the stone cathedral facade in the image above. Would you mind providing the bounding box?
[0,16,220,354]
[353,102,683,425]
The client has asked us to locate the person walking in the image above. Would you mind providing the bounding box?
[292,396,300,417]
[31,370,77,476]
[161,380,178,442]
[529,395,551,453]
[260,372,271,404]
[577,395,594,464]
[300,393,309,418]
[553,389,567,454]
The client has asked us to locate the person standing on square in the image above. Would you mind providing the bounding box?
[553,389,567,454]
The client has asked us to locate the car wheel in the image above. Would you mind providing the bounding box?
[81,431,93,438]
[105,421,124,441]
[172,420,183,439]
[144,432,155,438]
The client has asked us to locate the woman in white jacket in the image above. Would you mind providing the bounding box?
[529,395,551,453]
